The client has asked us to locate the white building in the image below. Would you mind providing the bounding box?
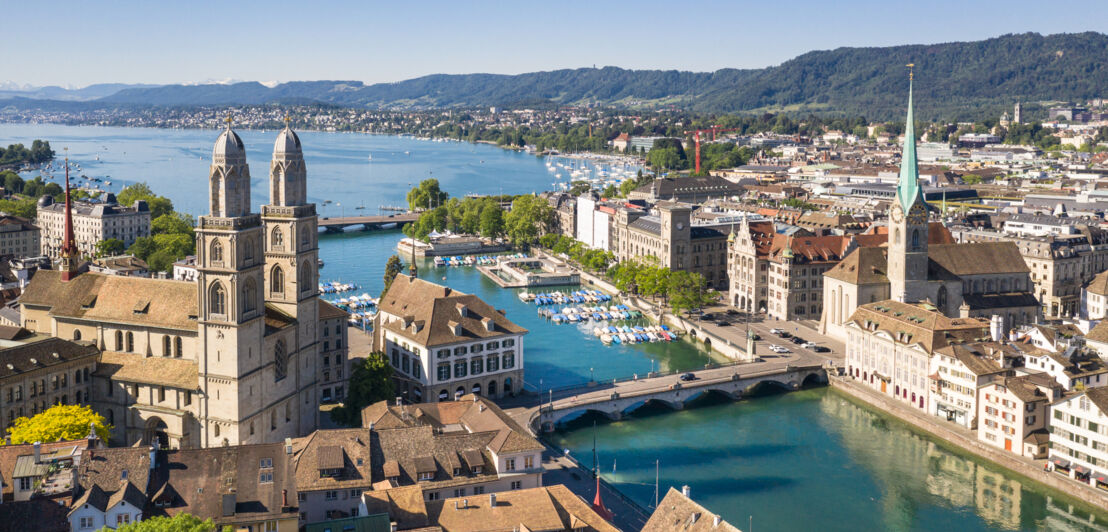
[977,373,1060,458]
[0,215,40,259]
[574,195,611,251]
[374,275,527,403]
[37,193,151,260]
[1083,270,1108,320]
[929,341,1011,428]
[1047,387,1108,490]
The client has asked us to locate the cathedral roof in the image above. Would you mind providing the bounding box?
[927,243,1029,275]
[20,271,198,331]
[824,247,889,285]
[213,127,246,160]
[273,126,302,156]
[96,351,199,389]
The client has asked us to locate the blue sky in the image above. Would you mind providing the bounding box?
[6,0,1107,87]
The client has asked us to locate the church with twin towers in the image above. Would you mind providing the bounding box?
[19,120,349,449]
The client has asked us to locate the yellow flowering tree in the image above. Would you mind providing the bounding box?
[7,404,111,444]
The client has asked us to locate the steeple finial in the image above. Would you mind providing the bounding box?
[224,113,234,129]
[283,113,291,127]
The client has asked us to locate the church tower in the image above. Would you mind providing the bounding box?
[888,67,930,303]
[195,119,271,446]
[262,119,320,435]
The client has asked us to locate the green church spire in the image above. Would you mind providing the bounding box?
[896,64,922,214]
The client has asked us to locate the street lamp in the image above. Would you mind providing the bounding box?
[590,367,594,382]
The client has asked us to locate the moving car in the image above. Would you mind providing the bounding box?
[680,372,698,381]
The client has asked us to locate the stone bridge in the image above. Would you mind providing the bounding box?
[319,212,420,232]
[527,363,827,433]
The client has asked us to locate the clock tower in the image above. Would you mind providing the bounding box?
[888,67,929,303]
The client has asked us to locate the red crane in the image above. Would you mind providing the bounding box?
[684,126,740,174]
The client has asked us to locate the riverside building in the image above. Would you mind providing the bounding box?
[373,275,527,402]
[37,193,151,260]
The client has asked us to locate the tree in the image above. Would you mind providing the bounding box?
[7,404,111,445]
[330,352,395,426]
[406,179,449,211]
[478,205,504,238]
[95,238,125,257]
[111,513,224,532]
[152,212,194,236]
[382,255,403,296]
[503,195,554,248]
[117,182,174,218]
[667,271,714,313]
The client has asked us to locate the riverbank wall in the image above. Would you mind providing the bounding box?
[829,374,1108,515]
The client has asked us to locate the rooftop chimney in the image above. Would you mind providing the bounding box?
[681,485,690,498]
[149,442,157,469]
[33,441,41,464]
[714,515,721,527]
[990,314,1004,343]
[489,493,497,507]
[282,489,288,508]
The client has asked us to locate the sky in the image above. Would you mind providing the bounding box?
[5,0,1108,88]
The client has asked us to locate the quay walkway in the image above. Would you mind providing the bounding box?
[319,212,419,232]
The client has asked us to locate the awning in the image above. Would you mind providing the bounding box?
[1075,465,1091,475]
[1050,456,1071,468]
[1094,473,1108,484]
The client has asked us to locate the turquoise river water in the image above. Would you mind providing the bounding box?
[2,123,1106,531]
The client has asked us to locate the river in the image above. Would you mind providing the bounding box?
[2,123,1105,531]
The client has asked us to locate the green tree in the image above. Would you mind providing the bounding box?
[330,352,395,426]
[406,179,449,211]
[478,205,504,238]
[152,212,195,236]
[0,198,37,218]
[503,195,554,248]
[667,271,714,313]
[117,182,174,218]
[109,513,224,532]
[95,238,125,257]
[382,255,403,296]
[2,170,24,194]
[7,404,111,445]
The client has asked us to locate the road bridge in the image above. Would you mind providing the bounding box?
[318,212,420,232]
[525,362,827,433]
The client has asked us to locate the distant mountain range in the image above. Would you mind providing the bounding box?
[4,32,1107,120]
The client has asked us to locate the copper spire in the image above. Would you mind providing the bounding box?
[591,476,613,521]
[60,150,80,281]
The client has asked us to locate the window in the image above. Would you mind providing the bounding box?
[243,278,258,313]
[473,486,485,495]
[471,358,483,375]
[260,457,273,468]
[454,488,465,497]
[260,471,273,483]
[437,364,450,381]
[454,346,468,356]
[126,332,134,352]
[271,265,284,295]
[419,471,434,481]
[211,240,224,263]
[454,360,467,378]
[158,387,166,402]
[175,337,183,357]
[503,339,515,347]
[163,335,172,357]
[487,356,499,372]
[18,477,31,490]
[299,260,312,293]
[524,455,534,469]
[274,340,288,381]
[427,492,440,501]
[272,227,284,249]
[209,282,227,316]
[510,481,522,490]
[79,517,94,529]
[73,329,81,341]
[325,490,338,501]
[116,514,131,525]
[487,341,500,350]
[437,349,450,359]
[505,458,516,471]
[502,352,515,369]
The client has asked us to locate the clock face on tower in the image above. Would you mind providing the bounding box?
[908,204,927,225]
[890,204,904,224]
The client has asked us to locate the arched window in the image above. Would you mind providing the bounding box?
[274,340,288,381]
[911,229,920,251]
[937,286,948,309]
[244,237,255,263]
[300,226,309,247]
[163,336,171,357]
[893,228,900,245]
[243,278,258,314]
[210,240,224,263]
[72,329,81,341]
[299,261,312,293]
[271,227,284,250]
[175,337,183,358]
[126,332,134,353]
[213,423,220,438]
[209,282,226,316]
[271,265,284,295]
[115,331,123,351]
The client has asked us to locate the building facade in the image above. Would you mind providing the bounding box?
[0,337,99,434]
[1047,387,1108,490]
[614,202,730,290]
[374,275,527,403]
[37,194,150,260]
[977,374,1059,458]
[0,215,40,259]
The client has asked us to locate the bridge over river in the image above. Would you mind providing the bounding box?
[523,361,828,433]
[319,212,420,232]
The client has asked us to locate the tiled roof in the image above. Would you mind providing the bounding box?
[1087,270,1108,296]
[848,300,991,353]
[934,343,1007,377]
[264,304,296,336]
[1085,387,1108,415]
[373,426,500,489]
[21,270,198,331]
[643,487,742,532]
[380,276,526,348]
[426,484,621,532]
[0,439,90,499]
[0,337,98,379]
[360,395,542,454]
[318,299,348,320]
[628,216,661,235]
[96,351,198,390]
[0,499,70,532]
[928,242,1029,275]
[1086,321,1108,344]
[824,247,888,285]
[76,447,150,508]
[291,429,374,492]
[361,485,428,530]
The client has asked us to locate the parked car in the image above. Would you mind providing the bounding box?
[790,336,807,345]
[717,321,732,327]
[810,345,831,353]
[769,344,791,353]
[680,372,698,382]
[770,328,792,338]
[750,333,762,341]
